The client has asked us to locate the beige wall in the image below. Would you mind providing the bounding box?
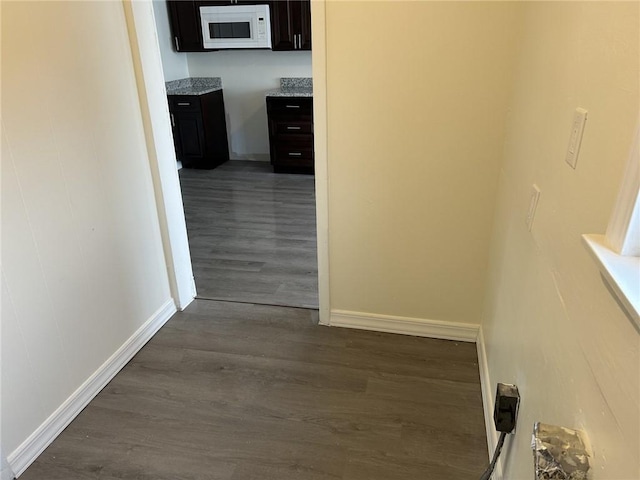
[325,1,520,324]
[1,0,171,458]
[481,2,639,478]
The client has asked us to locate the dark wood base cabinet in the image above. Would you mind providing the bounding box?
[267,96,313,174]
[168,90,229,169]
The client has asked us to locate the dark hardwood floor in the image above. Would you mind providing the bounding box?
[179,161,318,309]
[21,300,488,479]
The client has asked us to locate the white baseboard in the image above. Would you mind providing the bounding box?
[329,309,479,342]
[477,325,504,480]
[177,288,195,312]
[229,154,270,162]
[8,299,177,477]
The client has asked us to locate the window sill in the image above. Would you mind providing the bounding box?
[582,234,640,327]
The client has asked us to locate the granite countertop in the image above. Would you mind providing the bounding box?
[266,77,313,97]
[166,77,222,96]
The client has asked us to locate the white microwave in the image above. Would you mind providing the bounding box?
[200,4,272,50]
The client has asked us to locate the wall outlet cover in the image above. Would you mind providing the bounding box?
[526,184,541,231]
[565,108,588,169]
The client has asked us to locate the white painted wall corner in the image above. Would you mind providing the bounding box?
[7,299,176,477]
[124,0,196,311]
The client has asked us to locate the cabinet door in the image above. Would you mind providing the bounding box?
[270,0,294,51]
[298,0,311,50]
[200,90,230,165]
[271,0,311,51]
[173,111,206,165]
[167,1,203,52]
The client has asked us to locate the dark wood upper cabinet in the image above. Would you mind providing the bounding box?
[271,0,311,51]
[167,1,203,52]
[166,1,253,52]
[298,0,311,50]
[166,1,311,53]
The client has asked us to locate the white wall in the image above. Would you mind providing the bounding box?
[481,2,639,478]
[187,51,312,160]
[324,1,520,325]
[1,0,172,466]
[151,0,189,81]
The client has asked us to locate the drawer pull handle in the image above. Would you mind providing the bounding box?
[177,102,191,106]
[285,105,300,109]
[286,126,302,130]
[288,152,302,156]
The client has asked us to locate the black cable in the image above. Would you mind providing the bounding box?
[479,431,507,480]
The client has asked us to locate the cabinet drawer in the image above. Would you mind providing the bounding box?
[275,143,313,164]
[273,120,313,135]
[267,97,313,116]
[273,154,314,169]
[168,96,201,112]
[274,133,314,148]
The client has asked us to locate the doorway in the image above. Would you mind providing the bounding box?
[124,0,329,320]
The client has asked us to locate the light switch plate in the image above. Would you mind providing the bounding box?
[526,184,541,231]
[565,107,588,169]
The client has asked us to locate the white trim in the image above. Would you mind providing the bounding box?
[310,0,330,326]
[329,310,479,342]
[476,326,504,480]
[605,123,640,256]
[582,234,640,326]
[7,299,176,477]
[0,451,15,480]
[124,0,196,310]
[228,153,270,163]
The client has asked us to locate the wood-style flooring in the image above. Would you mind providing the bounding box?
[20,300,489,479]
[179,161,318,309]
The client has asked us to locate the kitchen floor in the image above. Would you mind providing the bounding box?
[20,300,489,480]
[179,160,318,309]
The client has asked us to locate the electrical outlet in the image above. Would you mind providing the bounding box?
[565,108,588,169]
[526,184,541,231]
[494,383,520,433]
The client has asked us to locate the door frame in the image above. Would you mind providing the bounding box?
[124,0,330,323]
